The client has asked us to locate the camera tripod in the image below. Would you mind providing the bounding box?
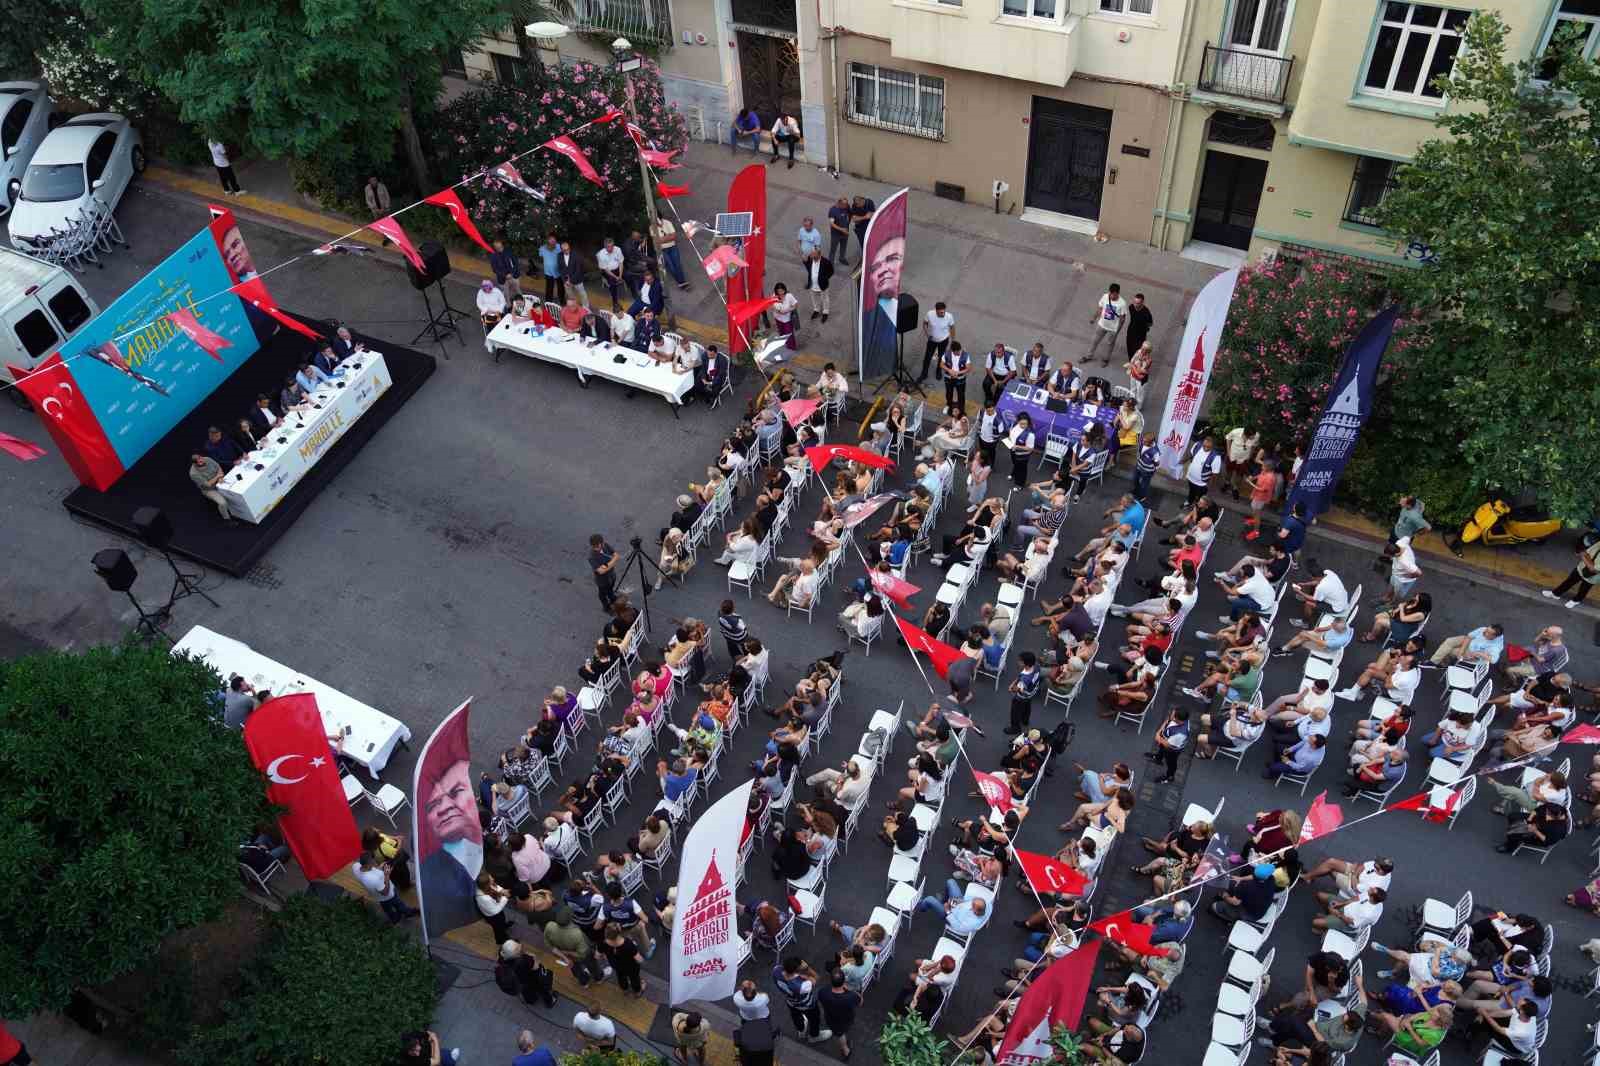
[616,534,680,639]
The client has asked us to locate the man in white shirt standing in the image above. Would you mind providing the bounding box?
[573,1010,617,1051]
[796,216,823,265]
[1184,435,1223,504]
[596,237,625,311]
[207,139,243,195]
[1086,282,1128,365]
[920,301,956,384]
[733,980,772,1021]
[352,851,419,923]
[803,250,834,322]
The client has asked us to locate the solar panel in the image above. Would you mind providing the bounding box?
[714,212,754,238]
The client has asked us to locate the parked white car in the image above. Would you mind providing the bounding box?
[0,81,54,217]
[8,113,143,252]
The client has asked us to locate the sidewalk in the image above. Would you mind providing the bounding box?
[142,148,1582,601]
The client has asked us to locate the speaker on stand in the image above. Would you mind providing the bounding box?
[132,505,219,611]
[874,292,924,397]
[91,548,171,642]
[405,241,466,355]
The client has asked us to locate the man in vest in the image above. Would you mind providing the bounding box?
[941,341,971,410]
[603,881,656,958]
[983,344,1017,407]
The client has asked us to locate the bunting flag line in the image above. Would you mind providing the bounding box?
[656,181,691,199]
[942,709,978,731]
[1562,724,1600,745]
[490,160,546,201]
[779,397,821,426]
[423,188,495,255]
[542,135,604,187]
[623,121,652,147]
[995,941,1102,1065]
[0,432,46,461]
[366,216,427,274]
[1386,791,1431,813]
[752,337,789,366]
[841,491,906,530]
[891,613,966,679]
[1013,848,1089,899]
[86,340,169,396]
[312,242,371,257]
[1088,910,1170,957]
[703,244,747,282]
[228,277,324,341]
[868,567,920,610]
[593,108,626,125]
[804,443,896,473]
[1424,785,1463,825]
[728,295,778,326]
[641,147,681,169]
[973,769,1014,814]
[1299,792,1344,844]
[166,307,232,362]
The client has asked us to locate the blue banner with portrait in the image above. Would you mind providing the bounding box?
[66,211,262,471]
[1286,305,1400,519]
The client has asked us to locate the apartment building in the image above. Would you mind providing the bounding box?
[819,0,1192,242]
[1156,0,1590,267]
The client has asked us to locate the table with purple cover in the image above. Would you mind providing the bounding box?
[995,382,1117,441]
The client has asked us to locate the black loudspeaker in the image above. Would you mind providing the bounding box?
[92,548,137,592]
[405,240,452,290]
[895,292,920,335]
[131,505,173,549]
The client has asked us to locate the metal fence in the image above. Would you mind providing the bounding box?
[1196,42,1294,106]
[571,0,675,44]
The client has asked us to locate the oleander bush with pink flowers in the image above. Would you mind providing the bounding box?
[423,63,689,249]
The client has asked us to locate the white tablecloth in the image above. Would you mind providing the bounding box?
[217,353,392,523]
[487,321,693,404]
[174,624,412,778]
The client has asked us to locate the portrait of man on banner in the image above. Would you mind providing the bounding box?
[413,700,482,942]
[858,189,908,380]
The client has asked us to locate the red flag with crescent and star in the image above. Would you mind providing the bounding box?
[1013,848,1089,898]
[1089,910,1170,957]
[242,692,361,880]
[868,568,920,610]
[166,307,231,362]
[8,354,123,489]
[1299,791,1344,843]
[995,941,1102,1064]
[423,189,494,255]
[642,147,682,169]
[973,769,1014,814]
[656,180,691,199]
[804,443,895,472]
[1563,724,1600,745]
[227,277,324,341]
[1386,791,1430,814]
[542,135,604,187]
[891,614,967,679]
[367,215,427,273]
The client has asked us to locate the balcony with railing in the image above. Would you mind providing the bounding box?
[570,0,675,45]
[1195,42,1295,113]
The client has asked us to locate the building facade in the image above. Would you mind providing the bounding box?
[821,0,1191,243]
[1156,0,1588,267]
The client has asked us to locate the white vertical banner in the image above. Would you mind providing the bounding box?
[669,779,754,1006]
[1155,267,1240,478]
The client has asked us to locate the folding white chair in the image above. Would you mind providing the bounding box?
[363,782,411,828]
[1420,890,1472,941]
[341,772,366,809]
[1271,766,1314,796]
[576,800,606,849]
[603,775,629,824]
[1320,921,1371,961]
[849,612,884,655]
[643,833,674,881]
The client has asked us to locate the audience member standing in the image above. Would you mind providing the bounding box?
[590,534,621,611]
[827,197,852,264]
[921,301,955,383]
[1087,282,1127,364]
[1125,292,1153,359]
[364,176,391,243]
[207,139,242,195]
[804,250,834,322]
[490,239,522,303]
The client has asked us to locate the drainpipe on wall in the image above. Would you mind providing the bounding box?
[821,0,843,175]
[1150,0,1199,249]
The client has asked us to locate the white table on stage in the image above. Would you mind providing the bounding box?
[486,321,693,404]
[216,352,393,523]
[173,624,412,779]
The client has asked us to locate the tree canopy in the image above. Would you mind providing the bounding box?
[1373,11,1600,522]
[0,642,268,1014]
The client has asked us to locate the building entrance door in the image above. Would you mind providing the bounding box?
[1024,98,1112,220]
[736,30,801,131]
[1192,149,1267,249]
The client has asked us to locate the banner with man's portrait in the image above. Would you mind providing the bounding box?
[857,188,909,379]
[412,698,481,944]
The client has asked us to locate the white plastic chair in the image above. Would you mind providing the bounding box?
[363,782,411,828]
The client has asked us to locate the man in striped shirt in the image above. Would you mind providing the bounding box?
[1132,432,1160,502]
[717,600,749,661]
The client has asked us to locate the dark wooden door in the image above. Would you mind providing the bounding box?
[737,30,801,131]
[1024,98,1112,220]
[1192,150,1268,249]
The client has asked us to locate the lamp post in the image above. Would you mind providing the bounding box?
[610,36,662,234]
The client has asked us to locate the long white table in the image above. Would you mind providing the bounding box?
[487,320,693,405]
[174,624,412,779]
[217,352,392,522]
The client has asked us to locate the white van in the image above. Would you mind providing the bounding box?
[0,245,99,404]
[0,81,54,217]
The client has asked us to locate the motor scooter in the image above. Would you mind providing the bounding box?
[1448,499,1563,556]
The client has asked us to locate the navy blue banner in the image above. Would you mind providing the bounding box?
[1286,305,1400,519]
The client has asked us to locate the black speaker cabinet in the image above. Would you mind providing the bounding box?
[405,240,453,290]
[92,548,137,592]
[131,505,173,549]
[895,292,920,335]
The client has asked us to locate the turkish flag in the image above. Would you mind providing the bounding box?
[227,277,324,341]
[1089,910,1170,957]
[703,244,747,282]
[973,769,1014,814]
[868,568,920,610]
[490,161,546,201]
[1014,848,1089,898]
[1385,791,1431,813]
[0,432,46,461]
[1424,784,1464,824]
[368,215,427,273]
[593,108,627,125]
[891,614,967,679]
[656,180,691,199]
[8,354,123,489]
[728,295,778,326]
[166,307,232,362]
[780,397,821,425]
[805,443,895,472]
[1563,724,1600,745]
[543,135,604,186]
[423,189,494,255]
[1299,791,1343,844]
[642,147,681,169]
[841,492,904,530]
[995,941,1102,1063]
[242,693,361,880]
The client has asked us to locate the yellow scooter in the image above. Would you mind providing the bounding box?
[1448,499,1562,556]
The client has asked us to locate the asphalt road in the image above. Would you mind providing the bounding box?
[3,183,1596,1065]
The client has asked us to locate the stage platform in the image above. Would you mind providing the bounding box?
[64,316,434,577]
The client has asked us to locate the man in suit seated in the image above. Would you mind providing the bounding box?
[632,307,664,354]
[313,341,341,377]
[330,325,359,361]
[417,731,484,941]
[692,345,729,405]
[247,393,280,437]
[628,269,666,317]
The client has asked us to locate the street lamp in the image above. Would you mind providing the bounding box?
[610,37,659,232]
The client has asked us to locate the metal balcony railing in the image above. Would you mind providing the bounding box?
[1196,42,1294,107]
[571,0,675,44]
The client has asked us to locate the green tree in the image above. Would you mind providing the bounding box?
[77,0,519,190]
[180,896,438,1066]
[880,1011,950,1066]
[1372,11,1600,523]
[0,0,78,78]
[0,642,268,1015]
